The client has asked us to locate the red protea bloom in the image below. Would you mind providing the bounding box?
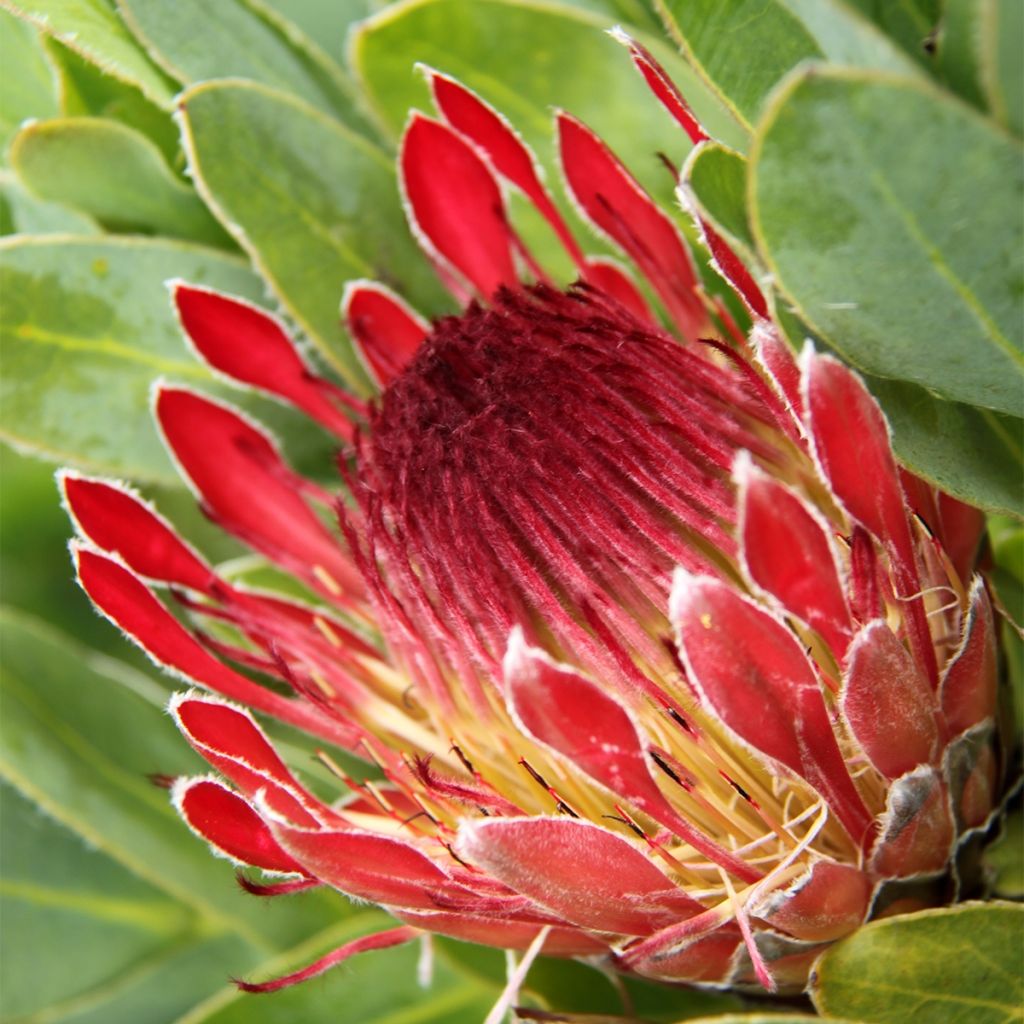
[62,38,1002,998]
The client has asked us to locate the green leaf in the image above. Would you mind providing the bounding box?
[0,609,343,947]
[751,67,1024,418]
[654,0,923,131]
[3,0,176,107]
[680,1017,857,1024]
[810,902,1024,1024]
[934,0,988,109]
[11,117,230,245]
[977,0,1024,136]
[0,235,344,486]
[864,377,1023,518]
[44,35,182,163]
[174,918,498,1024]
[0,167,100,235]
[841,0,941,65]
[0,9,57,157]
[350,0,747,202]
[178,79,441,387]
[116,0,365,128]
[682,141,754,251]
[0,235,259,481]
[984,807,1024,898]
[0,781,261,1024]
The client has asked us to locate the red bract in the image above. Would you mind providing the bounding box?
[64,38,1002,999]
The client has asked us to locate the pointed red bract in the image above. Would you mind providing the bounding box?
[427,68,585,267]
[400,113,518,298]
[612,29,708,145]
[751,860,872,942]
[626,926,743,983]
[736,457,852,657]
[173,283,358,438]
[871,766,954,877]
[458,817,702,935]
[557,112,706,338]
[175,777,307,874]
[342,280,427,387]
[155,386,361,602]
[236,927,417,993]
[62,473,212,592]
[74,547,352,746]
[671,572,872,846]
[842,621,942,779]
[803,350,936,686]
[396,909,607,954]
[941,579,998,735]
[697,215,768,318]
[581,257,653,321]
[503,633,762,883]
[267,824,456,909]
[752,323,804,423]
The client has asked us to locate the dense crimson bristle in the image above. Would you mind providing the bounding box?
[351,286,778,692]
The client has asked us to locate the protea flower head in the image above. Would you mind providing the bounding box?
[61,36,1004,999]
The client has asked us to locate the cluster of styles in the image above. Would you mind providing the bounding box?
[61,34,1004,996]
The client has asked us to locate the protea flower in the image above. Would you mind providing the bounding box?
[61,36,1003,999]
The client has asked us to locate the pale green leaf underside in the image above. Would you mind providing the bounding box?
[11,117,229,245]
[2,0,175,106]
[116,0,363,127]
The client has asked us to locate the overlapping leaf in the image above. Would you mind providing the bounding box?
[11,117,229,245]
[654,0,923,132]
[178,80,441,385]
[811,903,1024,1024]
[750,68,1023,419]
[0,236,340,483]
[118,0,367,129]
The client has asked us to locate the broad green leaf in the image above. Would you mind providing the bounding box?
[0,782,261,1024]
[3,0,175,107]
[174,917,497,1024]
[117,0,364,127]
[11,117,230,245]
[0,9,57,157]
[681,1017,857,1024]
[654,0,922,131]
[178,79,440,386]
[934,0,988,109]
[259,0,374,44]
[865,377,1023,518]
[977,0,1024,136]
[842,0,940,65]
[45,35,181,162]
[0,609,343,947]
[682,141,754,251]
[0,167,100,234]
[810,902,1024,1024]
[751,67,1024,418]
[935,0,1024,133]
[0,235,342,484]
[351,0,747,200]
[0,236,257,482]
[984,808,1024,898]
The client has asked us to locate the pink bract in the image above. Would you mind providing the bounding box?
[62,36,1001,997]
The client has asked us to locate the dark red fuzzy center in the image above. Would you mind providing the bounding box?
[352,286,772,687]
